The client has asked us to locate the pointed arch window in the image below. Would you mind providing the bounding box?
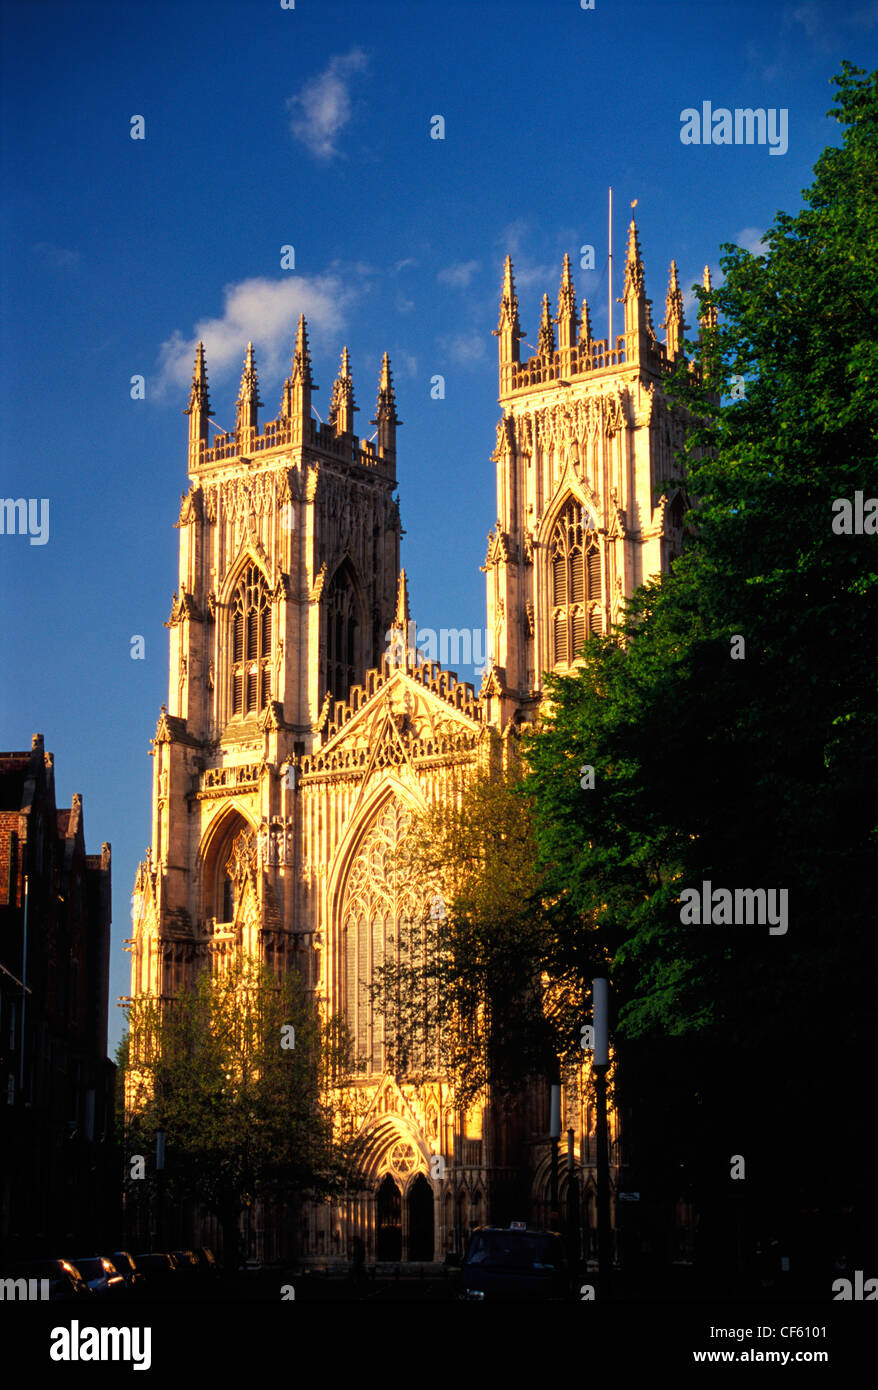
[325,566,358,705]
[549,499,602,666]
[341,802,434,1077]
[231,564,272,716]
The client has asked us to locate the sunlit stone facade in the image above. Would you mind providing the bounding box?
[128,226,697,1265]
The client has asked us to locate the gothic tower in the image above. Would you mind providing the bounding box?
[130,323,402,998]
[485,225,691,728]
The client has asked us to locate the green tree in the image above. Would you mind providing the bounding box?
[372,768,592,1114]
[522,63,878,1269]
[119,957,356,1267]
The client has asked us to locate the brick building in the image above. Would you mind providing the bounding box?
[0,734,116,1258]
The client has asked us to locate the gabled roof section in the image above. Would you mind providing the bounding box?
[302,656,483,781]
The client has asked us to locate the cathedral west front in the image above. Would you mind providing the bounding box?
[127,222,698,1266]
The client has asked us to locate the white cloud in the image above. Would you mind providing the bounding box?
[286,48,369,160]
[155,273,357,400]
[393,350,418,379]
[437,259,481,288]
[393,256,417,273]
[735,226,768,257]
[31,241,80,270]
[441,332,488,365]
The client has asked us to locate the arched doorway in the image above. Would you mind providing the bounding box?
[376,1175,402,1261]
[407,1173,434,1261]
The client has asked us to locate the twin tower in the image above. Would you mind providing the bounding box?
[127,221,700,1261]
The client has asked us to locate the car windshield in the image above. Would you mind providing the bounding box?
[74,1259,103,1278]
[466,1232,561,1269]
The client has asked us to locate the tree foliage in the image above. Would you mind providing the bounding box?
[520,63,878,1230]
[118,957,357,1259]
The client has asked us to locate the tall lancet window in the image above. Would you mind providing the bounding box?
[549,499,602,666]
[231,564,272,716]
[325,565,358,705]
[341,802,430,1077]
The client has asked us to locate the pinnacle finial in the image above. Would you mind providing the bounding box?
[556,252,578,334]
[700,265,717,331]
[662,260,686,357]
[329,346,357,435]
[578,297,592,349]
[291,314,314,387]
[623,219,646,299]
[185,341,211,416]
[394,569,411,628]
[371,351,401,453]
[494,254,522,335]
[538,292,556,356]
[235,341,262,434]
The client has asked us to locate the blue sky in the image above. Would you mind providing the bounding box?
[1,0,876,1054]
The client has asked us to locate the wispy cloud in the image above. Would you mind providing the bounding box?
[286,48,369,160]
[156,273,357,399]
[735,225,768,256]
[440,331,488,365]
[437,259,481,288]
[31,241,80,270]
[784,0,878,49]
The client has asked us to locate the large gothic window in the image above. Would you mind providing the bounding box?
[341,801,429,1076]
[231,564,272,717]
[325,566,358,705]
[549,499,602,666]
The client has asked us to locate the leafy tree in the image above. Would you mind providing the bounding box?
[372,768,592,1115]
[119,957,356,1267]
[522,63,878,1272]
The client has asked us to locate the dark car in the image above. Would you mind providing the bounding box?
[110,1250,146,1295]
[70,1256,126,1297]
[172,1250,200,1283]
[133,1252,180,1297]
[457,1225,572,1301]
[193,1248,219,1279]
[0,1258,91,1302]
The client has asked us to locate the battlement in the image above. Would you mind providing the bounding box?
[196,415,388,471]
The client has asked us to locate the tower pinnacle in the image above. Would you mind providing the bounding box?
[329,346,357,436]
[662,261,686,359]
[235,342,263,436]
[371,351,401,458]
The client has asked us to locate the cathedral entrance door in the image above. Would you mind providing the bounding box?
[407,1173,434,1261]
[376,1175,402,1261]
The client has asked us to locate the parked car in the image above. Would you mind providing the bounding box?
[70,1256,126,1297]
[456,1225,572,1301]
[109,1250,146,1295]
[133,1252,180,1296]
[171,1250,200,1284]
[0,1258,91,1301]
[193,1247,219,1279]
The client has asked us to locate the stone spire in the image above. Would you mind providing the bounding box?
[371,351,401,459]
[235,342,262,436]
[184,341,211,462]
[578,297,593,355]
[385,569,416,672]
[662,261,686,359]
[537,292,556,357]
[699,265,718,332]
[493,255,523,366]
[621,219,654,356]
[394,568,410,628]
[555,253,578,353]
[328,346,357,437]
[280,314,315,426]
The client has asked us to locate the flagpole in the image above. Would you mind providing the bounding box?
[608,186,613,353]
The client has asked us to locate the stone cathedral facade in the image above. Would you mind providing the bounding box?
[128,221,698,1266]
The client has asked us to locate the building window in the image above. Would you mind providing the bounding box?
[231,564,272,717]
[325,566,358,705]
[341,801,433,1076]
[549,499,602,666]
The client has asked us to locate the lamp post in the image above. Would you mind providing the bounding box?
[155,1127,166,1250]
[593,977,612,1298]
